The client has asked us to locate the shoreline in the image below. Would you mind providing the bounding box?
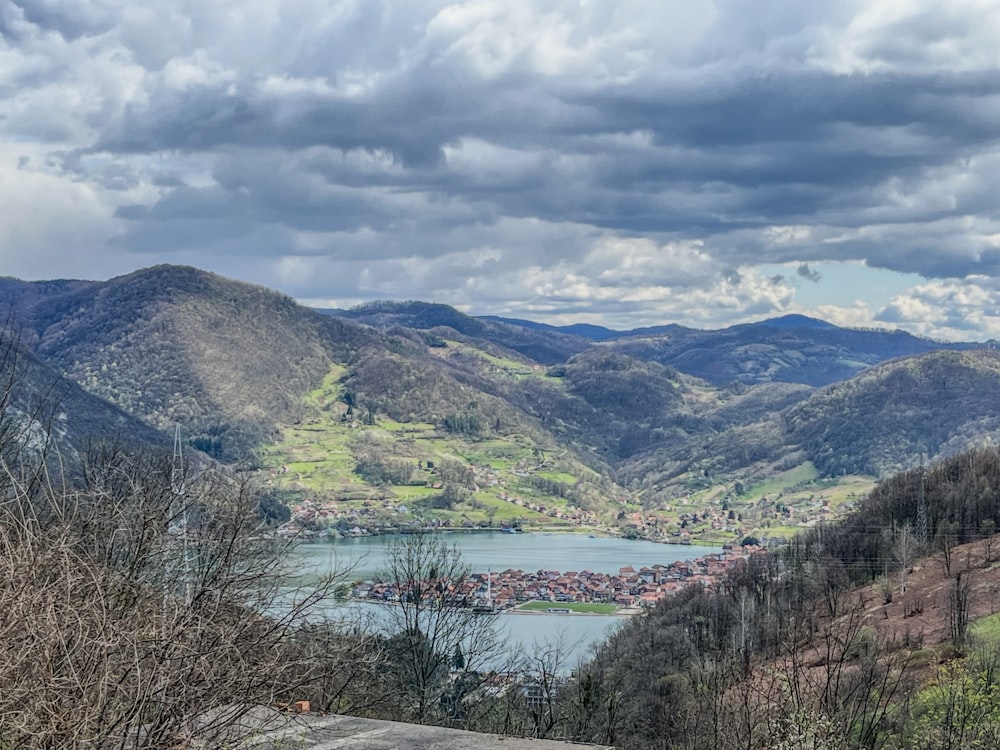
[303,526,729,547]
[341,598,641,617]
[299,533,742,612]
[505,606,641,617]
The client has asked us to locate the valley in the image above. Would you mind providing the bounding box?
[2,265,985,546]
[261,358,875,545]
[8,5,1000,747]
[6,265,1000,748]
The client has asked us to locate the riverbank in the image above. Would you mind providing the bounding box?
[507,603,641,617]
[278,522,730,547]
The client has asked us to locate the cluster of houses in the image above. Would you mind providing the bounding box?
[496,491,598,526]
[620,492,848,544]
[350,545,764,611]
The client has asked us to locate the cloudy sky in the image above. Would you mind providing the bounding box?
[3,0,1000,338]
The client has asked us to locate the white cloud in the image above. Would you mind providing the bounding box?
[0,144,124,278]
[2,0,1000,337]
[877,277,1000,340]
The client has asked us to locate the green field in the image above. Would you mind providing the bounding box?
[972,612,1000,644]
[261,362,616,530]
[740,462,820,498]
[517,601,620,614]
[262,358,880,544]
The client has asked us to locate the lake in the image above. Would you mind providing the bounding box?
[293,532,721,580]
[290,532,721,667]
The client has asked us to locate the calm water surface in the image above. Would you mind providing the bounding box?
[290,532,722,667]
[293,532,721,581]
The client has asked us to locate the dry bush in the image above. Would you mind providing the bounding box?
[0,327,354,749]
[0,444,353,749]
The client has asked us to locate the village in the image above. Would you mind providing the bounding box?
[349,544,765,612]
[275,486,836,548]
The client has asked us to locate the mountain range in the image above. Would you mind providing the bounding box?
[2,264,998,532]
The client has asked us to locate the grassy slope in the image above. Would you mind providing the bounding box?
[264,348,876,543]
[263,357,633,531]
[13,268,979,542]
[629,461,875,545]
[610,350,1000,542]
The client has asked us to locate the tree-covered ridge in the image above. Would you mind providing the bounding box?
[604,315,978,386]
[4,264,1000,536]
[614,349,1000,507]
[326,300,591,365]
[561,445,1000,749]
[4,265,380,460]
[784,349,1000,476]
[330,300,981,387]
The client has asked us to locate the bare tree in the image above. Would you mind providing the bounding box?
[518,634,577,738]
[982,519,996,565]
[471,632,580,740]
[938,520,960,577]
[376,533,508,724]
[0,438,345,749]
[948,570,972,648]
[283,615,392,717]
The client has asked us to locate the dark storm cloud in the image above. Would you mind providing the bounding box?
[5,0,1000,336]
[90,60,1000,266]
[11,0,116,40]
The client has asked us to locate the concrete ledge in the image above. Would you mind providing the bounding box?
[190,708,611,750]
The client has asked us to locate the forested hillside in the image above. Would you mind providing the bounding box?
[603,314,977,386]
[0,325,168,462]
[785,349,1000,476]
[2,265,998,538]
[3,266,377,460]
[616,349,1000,507]
[325,300,590,364]
[559,446,1000,749]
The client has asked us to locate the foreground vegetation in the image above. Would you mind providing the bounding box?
[0,335,563,747]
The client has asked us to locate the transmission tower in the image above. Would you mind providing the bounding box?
[916,455,929,549]
[169,424,192,605]
[171,423,186,496]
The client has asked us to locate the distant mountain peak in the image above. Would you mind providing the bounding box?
[759,314,837,329]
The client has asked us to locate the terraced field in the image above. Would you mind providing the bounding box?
[263,363,631,531]
[262,351,878,543]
